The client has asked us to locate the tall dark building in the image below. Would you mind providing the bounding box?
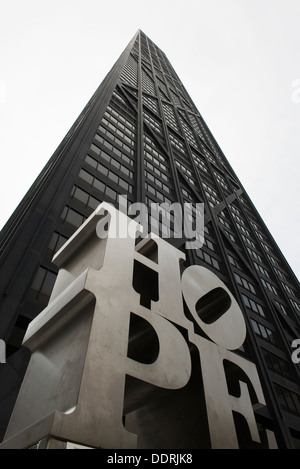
[0,30,299,449]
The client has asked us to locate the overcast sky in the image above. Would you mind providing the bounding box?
[0,0,299,280]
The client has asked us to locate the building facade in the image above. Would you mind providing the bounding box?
[0,30,299,448]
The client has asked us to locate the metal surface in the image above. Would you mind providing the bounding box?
[0,203,277,449]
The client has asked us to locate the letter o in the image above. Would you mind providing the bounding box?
[181,265,246,350]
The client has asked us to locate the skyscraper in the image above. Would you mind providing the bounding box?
[0,29,299,448]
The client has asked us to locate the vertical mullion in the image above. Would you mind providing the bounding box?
[136,31,145,204]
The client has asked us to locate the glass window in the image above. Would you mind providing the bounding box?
[79,169,93,185]
[30,267,57,302]
[251,319,260,335]
[88,196,100,210]
[101,151,110,162]
[90,143,100,155]
[110,158,120,170]
[108,171,118,184]
[211,258,220,270]
[93,179,105,193]
[73,187,89,205]
[65,208,85,227]
[97,164,108,176]
[242,294,250,308]
[31,267,46,292]
[42,270,57,296]
[105,186,117,201]
[120,166,129,177]
[112,147,122,157]
[85,155,97,169]
[119,179,128,191]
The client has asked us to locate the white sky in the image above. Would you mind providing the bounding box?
[0,0,299,280]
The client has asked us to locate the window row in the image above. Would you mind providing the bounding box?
[85,158,133,194]
[144,150,168,174]
[144,136,167,162]
[87,149,133,178]
[203,237,215,252]
[61,205,87,228]
[261,241,274,255]
[275,384,300,416]
[251,318,278,346]
[141,44,150,61]
[110,96,137,128]
[202,182,219,199]
[71,186,101,210]
[224,229,236,243]
[145,182,172,204]
[142,94,159,115]
[263,349,292,380]
[30,266,57,302]
[158,83,170,102]
[48,232,68,255]
[200,144,218,166]
[214,171,229,191]
[142,69,156,95]
[290,299,300,313]
[253,261,270,278]
[144,158,169,180]
[103,110,135,139]
[149,201,175,224]
[234,272,256,294]
[260,278,278,296]
[273,267,287,282]
[239,195,252,212]
[112,90,127,106]
[230,204,242,217]
[120,54,138,87]
[149,216,174,238]
[281,282,296,297]
[241,233,256,250]
[143,111,162,135]
[170,89,182,108]
[227,253,241,269]
[193,152,208,174]
[241,293,265,317]
[78,169,122,202]
[218,215,231,230]
[98,123,135,149]
[179,115,197,147]
[196,248,221,271]
[231,211,246,227]
[235,222,250,238]
[255,230,265,243]
[175,160,195,186]
[94,132,134,157]
[274,300,288,316]
[205,190,219,207]
[181,187,195,203]
[267,253,280,268]
[106,104,135,131]
[169,133,186,154]
[247,246,263,263]
[144,170,170,192]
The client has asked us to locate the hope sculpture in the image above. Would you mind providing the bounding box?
[0,203,277,449]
